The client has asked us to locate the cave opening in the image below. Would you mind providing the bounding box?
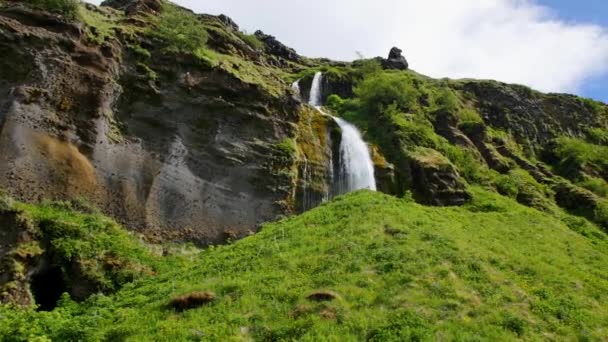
[30,265,67,311]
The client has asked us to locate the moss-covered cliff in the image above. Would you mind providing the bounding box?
[0,0,607,244]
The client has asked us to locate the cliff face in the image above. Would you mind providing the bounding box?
[0,0,607,249]
[0,1,321,245]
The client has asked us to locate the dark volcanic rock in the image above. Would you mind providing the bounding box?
[101,0,162,15]
[255,30,301,62]
[460,81,607,152]
[382,47,409,70]
[218,14,239,31]
[0,5,300,246]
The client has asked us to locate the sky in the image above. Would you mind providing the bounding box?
[89,0,608,102]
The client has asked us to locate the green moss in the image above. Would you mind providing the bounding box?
[578,176,608,198]
[276,138,297,156]
[136,63,158,81]
[78,5,117,44]
[149,2,208,55]
[236,31,264,50]
[552,137,608,179]
[586,127,608,145]
[129,45,152,60]
[27,0,79,19]
[408,147,452,170]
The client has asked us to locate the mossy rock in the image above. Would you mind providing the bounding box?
[408,148,471,206]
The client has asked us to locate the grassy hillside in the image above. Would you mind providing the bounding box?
[2,190,607,341]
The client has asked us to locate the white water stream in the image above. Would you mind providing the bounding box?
[308,72,376,194]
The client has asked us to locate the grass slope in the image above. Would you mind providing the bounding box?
[2,190,608,341]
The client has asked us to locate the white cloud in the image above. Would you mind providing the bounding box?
[87,0,608,94]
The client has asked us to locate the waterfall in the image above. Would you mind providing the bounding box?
[307,71,376,196]
[309,72,323,106]
[333,117,377,194]
[291,79,301,97]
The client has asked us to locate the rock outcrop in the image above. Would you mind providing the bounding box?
[382,47,409,70]
[101,0,162,15]
[0,4,303,245]
[408,148,471,206]
[255,30,302,63]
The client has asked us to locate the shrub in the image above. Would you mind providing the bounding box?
[494,173,519,198]
[354,73,421,114]
[458,108,483,123]
[501,312,527,337]
[326,94,345,112]
[150,3,208,54]
[27,0,79,19]
[433,88,459,113]
[578,176,608,198]
[352,58,382,79]
[586,128,608,146]
[237,31,264,50]
[552,137,608,178]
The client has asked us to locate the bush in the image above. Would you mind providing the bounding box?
[458,108,483,123]
[501,312,527,337]
[27,0,79,19]
[237,31,264,50]
[494,173,519,198]
[326,94,345,112]
[354,73,421,114]
[552,137,608,178]
[586,128,608,146]
[433,88,459,113]
[150,3,208,54]
[578,176,608,198]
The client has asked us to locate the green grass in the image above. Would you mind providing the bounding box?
[0,195,192,311]
[27,0,78,19]
[149,2,208,55]
[2,189,608,340]
[552,137,608,179]
[236,31,264,50]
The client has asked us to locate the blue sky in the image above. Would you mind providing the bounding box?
[537,0,607,101]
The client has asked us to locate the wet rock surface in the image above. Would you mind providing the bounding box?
[0,5,298,245]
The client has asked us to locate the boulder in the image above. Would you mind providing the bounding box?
[408,148,471,206]
[382,47,409,70]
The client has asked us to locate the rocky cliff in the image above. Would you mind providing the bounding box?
[0,0,607,250]
[0,0,327,245]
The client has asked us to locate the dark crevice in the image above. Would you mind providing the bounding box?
[30,265,67,311]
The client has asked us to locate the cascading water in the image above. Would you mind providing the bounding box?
[308,72,323,107]
[307,72,376,195]
[291,79,301,97]
[333,117,377,193]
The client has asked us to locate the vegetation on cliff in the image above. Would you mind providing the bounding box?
[0,1,608,340]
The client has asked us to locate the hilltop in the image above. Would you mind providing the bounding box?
[0,0,607,340]
[2,190,608,340]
